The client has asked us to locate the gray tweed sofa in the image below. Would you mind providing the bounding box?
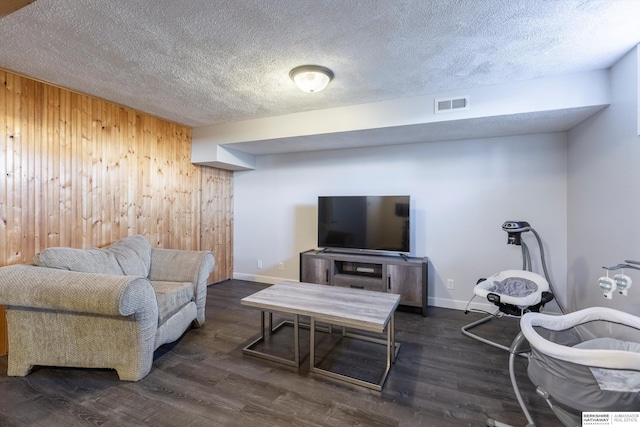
[0,235,215,381]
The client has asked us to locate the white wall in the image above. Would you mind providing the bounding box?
[567,45,640,313]
[234,132,568,310]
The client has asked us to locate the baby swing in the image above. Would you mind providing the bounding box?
[461,221,564,352]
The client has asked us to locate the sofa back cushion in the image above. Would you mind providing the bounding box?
[34,235,152,277]
[104,235,151,277]
[34,247,124,275]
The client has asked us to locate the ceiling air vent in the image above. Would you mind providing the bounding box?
[434,96,470,114]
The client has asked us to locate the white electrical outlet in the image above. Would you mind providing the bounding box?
[447,279,454,290]
[257,260,263,269]
[278,262,284,271]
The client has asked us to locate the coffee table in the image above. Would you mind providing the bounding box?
[241,281,401,391]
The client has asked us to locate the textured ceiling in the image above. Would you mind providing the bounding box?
[0,0,639,131]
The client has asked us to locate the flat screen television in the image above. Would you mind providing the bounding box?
[317,195,410,254]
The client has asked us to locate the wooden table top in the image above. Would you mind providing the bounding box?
[241,281,400,333]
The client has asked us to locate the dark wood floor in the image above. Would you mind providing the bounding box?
[0,280,561,426]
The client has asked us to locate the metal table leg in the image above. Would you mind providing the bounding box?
[243,310,300,367]
[309,313,400,391]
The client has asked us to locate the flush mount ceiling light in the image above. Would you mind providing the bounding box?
[289,65,334,93]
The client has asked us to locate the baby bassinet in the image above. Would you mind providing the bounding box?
[521,307,640,412]
[493,307,640,426]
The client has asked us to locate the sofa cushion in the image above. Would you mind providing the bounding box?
[151,281,194,325]
[104,235,151,277]
[34,247,124,275]
[33,235,152,277]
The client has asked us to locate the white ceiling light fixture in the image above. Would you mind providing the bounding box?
[289,65,334,93]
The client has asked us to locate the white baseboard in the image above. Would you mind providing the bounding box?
[428,296,494,312]
[233,272,283,285]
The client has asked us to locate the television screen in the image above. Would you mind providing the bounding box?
[318,195,410,253]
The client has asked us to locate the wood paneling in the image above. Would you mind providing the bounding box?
[0,307,6,356]
[0,0,35,19]
[201,166,234,284]
[0,69,233,282]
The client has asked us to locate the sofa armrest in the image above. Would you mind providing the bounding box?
[149,248,215,325]
[0,264,156,317]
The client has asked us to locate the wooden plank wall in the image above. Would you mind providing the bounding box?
[0,307,6,356]
[0,69,233,285]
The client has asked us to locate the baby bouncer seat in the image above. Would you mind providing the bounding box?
[462,221,561,352]
[490,307,640,427]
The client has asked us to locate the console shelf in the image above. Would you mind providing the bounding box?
[299,250,428,316]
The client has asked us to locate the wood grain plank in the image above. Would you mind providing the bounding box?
[0,280,563,426]
[61,88,73,247]
[242,282,400,332]
[6,73,20,265]
[0,307,6,356]
[0,72,7,266]
[24,77,37,261]
[0,0,35,19]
